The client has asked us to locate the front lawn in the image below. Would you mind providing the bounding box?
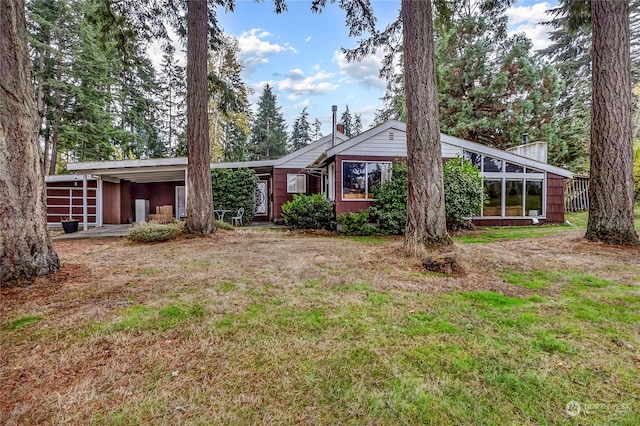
[1,224,639,424]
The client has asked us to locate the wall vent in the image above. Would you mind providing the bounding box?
[389,131,394,140]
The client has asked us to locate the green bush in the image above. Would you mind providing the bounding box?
[281,194,336,230]
[338,210,379,236]
[211,168,257,223]
[443,156,484,229]
[128,223,183,243]
[369,160,407,235]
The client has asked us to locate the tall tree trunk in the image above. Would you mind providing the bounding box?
[402,0,452,256]
[1,0,60,285]
[587,0,639,244]
[185,0,215,234]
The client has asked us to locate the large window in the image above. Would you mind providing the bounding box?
[342,161,391,199]
[464,150,545,218]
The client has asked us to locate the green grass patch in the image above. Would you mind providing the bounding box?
[5,315,42,330]
[501,269,553,289]
[110,303,206,332]
[461,291,529,308]
[332,282,373,293]
[339,235,391,244]
[127,222,183,243]
[217,281,237,292]
[454,226,564,244]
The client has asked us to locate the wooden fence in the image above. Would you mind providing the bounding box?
[564,176,589,212]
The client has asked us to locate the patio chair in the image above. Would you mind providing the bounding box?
[231,207,244,226]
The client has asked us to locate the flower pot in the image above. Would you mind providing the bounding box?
[62,220,79,233]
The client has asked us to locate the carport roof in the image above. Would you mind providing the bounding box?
[67,157,188,183]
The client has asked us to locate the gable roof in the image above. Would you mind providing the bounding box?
[316,120,572,178]
[211,132,348,170]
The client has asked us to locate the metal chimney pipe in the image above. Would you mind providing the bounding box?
[522,133,529,145]
[331,105,337,146]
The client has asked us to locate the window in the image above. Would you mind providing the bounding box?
[342,161,391,199]
[505,180,523,216]
[506,162,524,173]
[483,180,502,216]
[287,174,306,193]
[483,156,503,172]
[525,180,543,216]
[463,151,481,169]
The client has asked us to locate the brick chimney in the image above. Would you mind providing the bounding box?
[336,123,345,134]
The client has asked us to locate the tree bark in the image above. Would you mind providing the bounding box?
[402,0,452,256]
[185,0,216,234]
[587,0,639,244]
[1,0,60,285]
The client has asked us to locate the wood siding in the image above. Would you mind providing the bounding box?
[273,168,305,220]
[103,181,121,224]
[45,179,97,225]
[545,173,566,224]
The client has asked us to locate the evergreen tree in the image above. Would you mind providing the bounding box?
[436,2,560,153]
[340,105,353,137]
[290,107,312,151]
[249,84,287,160]
[353,113,363,135]
[208,34,251,161]
[158,41,186,156]
[312,118,323,140]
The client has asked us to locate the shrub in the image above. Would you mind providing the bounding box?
[128,223,183,243]
[211,168,257,223]
[281,194,336,230]
[338,210,379,236]
[443,156,484,229]
[369,160,407,235]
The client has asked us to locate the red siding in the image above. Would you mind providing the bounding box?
[46,180,97,224]
[545,173,566,224]
[103,181,121,224]
[273,168,310,220]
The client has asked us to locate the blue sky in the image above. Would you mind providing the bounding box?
[210,0,557,136]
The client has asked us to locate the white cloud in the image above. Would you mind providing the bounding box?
[507,2,553,25]
[507,2,555,51]
[236,28,295,73]
[333,50,385,90]
[277,69,339,96]
[305,36,312,43]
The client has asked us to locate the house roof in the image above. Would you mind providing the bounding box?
[67,157,187,183]
[314,120,572,178]
[211,132,348,170]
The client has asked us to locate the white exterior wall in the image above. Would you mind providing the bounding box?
[339,130,408,157]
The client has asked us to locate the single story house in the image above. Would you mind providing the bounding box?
[49,119,572,228]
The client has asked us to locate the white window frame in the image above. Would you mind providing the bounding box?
[341,161,392,201]
[287,173,307,193]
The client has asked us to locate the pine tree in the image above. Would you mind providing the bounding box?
[158,41,186,156]
[353,113,363,135]
[1,0,60,284]
[290,107,312,151]
[340,105,353,137]
[208,34,251,161]
[249,84,288,160]
[312,118,323,140]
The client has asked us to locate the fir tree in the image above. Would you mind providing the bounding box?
[249,84,287,160]
[353,113,363,135]
[290,107,312,151]
[340,105,353,137]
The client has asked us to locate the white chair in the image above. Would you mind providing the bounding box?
[231,207,244,226]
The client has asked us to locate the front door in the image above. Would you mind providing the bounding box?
[254,180,268,219]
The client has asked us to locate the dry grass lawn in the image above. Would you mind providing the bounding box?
[1,224,639,424]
